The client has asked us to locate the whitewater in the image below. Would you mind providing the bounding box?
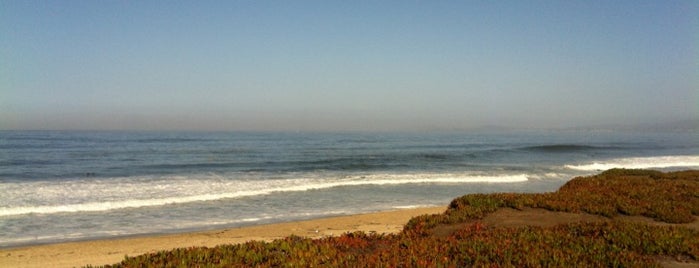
[1,130,697,247]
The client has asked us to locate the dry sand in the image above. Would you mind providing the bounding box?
[0,206,446,268]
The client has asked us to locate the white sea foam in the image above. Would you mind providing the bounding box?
[565,155,699,171]
[0,173,528,216]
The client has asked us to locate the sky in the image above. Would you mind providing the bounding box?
[1,1,697,132]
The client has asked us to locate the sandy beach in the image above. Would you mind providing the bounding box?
[0,206,445,268]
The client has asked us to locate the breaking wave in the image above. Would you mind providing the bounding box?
[565,155,699,171]
[0,173,527,216]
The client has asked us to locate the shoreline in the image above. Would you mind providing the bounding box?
[0,206,446,268]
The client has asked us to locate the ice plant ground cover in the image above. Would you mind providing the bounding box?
[94,169,699,267]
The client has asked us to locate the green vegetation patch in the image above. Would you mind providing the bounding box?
[406,169,699,235]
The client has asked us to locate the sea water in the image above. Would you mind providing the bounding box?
[1,130,697,247]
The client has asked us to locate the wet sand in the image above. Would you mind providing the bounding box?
[0,206,446,268]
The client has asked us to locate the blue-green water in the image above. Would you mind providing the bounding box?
[1,130,697,247]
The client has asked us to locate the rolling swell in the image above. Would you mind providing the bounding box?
[259,157,407,172]
[134,138,212,143]
[519,144,615,153]
[115,150,481,175]
[277,151,477,172]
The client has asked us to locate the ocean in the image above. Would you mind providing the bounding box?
[1,130,697,247]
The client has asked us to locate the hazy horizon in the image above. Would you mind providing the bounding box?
[2,1,697,132]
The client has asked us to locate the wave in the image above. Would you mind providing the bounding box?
[565,155,699,171]
[0,173,527,217]
[135,138,209,143]
[520,144,612,153]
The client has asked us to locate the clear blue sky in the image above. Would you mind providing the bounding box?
[2,1,697,131]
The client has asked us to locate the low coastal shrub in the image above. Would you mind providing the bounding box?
[546,169,699,222]
[405,169,699,234]
[104,221,697,267]
[98,169,699,267]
